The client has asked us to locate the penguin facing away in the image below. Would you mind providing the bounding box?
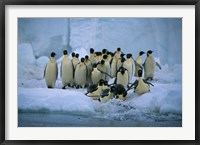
[44,52,58,88]
[74,58,87,88]
[144,50,161,80]
[135,51,145,77]
[130,70,154,95]
[60,50,73,89]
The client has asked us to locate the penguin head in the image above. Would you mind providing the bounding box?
[120,53,125,58]
[95,52,102,56]
[139,51,145,56]
[102,49,107,54]
[85,55,89,60]
[93,63,97,68]
[110,52,114,57]
[120,67,126,75]
[147,50,153,57]
[90,48,94,54]
[75,53,79,58]
[81,58,85,62]
[51,52,56,57]
[63,50,68,55]
[71,52,75,57]
[103,54,108,60]
[117,47,121,52]
[100,60,105,65]
[121,57,126,63]
[126,53,132,59]
[110,86,115,93]
[99,79,104,86]
[103,80,108,86]
[138,70,143,77]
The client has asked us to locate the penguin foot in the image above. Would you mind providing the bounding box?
[48,86,53,89]
[67,84,71,87]
[76,86,79,89]
[62,86,66,89]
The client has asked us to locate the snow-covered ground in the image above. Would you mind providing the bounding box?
[18,45,182,127]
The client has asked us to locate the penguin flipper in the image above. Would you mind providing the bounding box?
[143,80,154,86]
[71,60,75,78]
[127,80,138,91]
[44,64,47,78]
[156,62,162,70]
[56,63,58,79]
[87,84,98,93]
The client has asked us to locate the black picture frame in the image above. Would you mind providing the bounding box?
[1,0,199,145]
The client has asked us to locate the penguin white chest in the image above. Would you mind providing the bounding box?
[61,58,73,86]
[144,57,156,78]
[91,69,102,84]
[135,79,150,95]
[45,61,57,88]
[117,71,129,89]
[75,64,87,86]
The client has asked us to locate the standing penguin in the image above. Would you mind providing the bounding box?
[110,52,117,78]
[91,63,102,85]
[89,48,96,65]
[60,50,73,89]
[123,54,135,82]
[144,50,161,80]
[85,55,93,86]
[97,60,107,80]
[130,70,154,95]
[115,66,129,89]
[103,54,111,81]
[74,58,87,88]
[114,47,122,59]
[114,84,127,101]
[117,53,126,71]
[71,53,79,87]
[135,51,145,77]
[44,52,58,88]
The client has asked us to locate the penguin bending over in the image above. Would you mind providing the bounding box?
[85,79,105,100]
[44,52,58,88]
[60,50,73,89]
[99,86,115,103]
[74,58,87,88]
[129,70,154,95]
[143,50,161,80]
[114,84,127,101]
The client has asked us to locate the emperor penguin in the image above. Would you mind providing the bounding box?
[130,70,154,95]
[85,79,104,100]
[44,52,58,88]
[123,54,135,82]
[74,58,87,88]
[89,48,96,65]
[99,86,115,103]
[95,52,103,63]
[85,55,93,86]
[102,49,107,55]
[71,52,79,87]
[114,47,122,59]
[117,53,126,71]
[103,54,111,81]
[144,50,161,80]
[107,51,113,63]
[91,63,102,85]
[60,50,73,89]
[115,66,129,89]
[134,51,145,77]
[114,84,127,101]
[110,52,117,78]
[97,60,107,80]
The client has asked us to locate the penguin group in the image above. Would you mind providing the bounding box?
[44,48,162,102]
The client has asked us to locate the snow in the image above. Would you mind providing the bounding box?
[17,18,182,126]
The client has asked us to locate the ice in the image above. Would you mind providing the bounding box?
[17,18,182,125]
